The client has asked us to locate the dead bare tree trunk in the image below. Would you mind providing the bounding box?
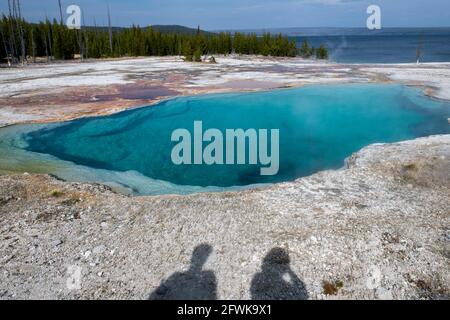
[0,25,8,55]
[16,0,27,64]
[7,0,17,61]
[0,25,11,66]
[58,0,64,25]
[43,29,50,62]
[44,14,53,61]
[31,27,36,63]
[82,14,88,59]
[93,17,99,58]
[416,35,424,65]
[107,4,113,55]
[46,18,53,61]
[76,29,84,61]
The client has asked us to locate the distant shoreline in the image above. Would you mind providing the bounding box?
[214,26,450,35]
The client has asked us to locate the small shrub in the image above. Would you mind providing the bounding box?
[316,44,329,60]
[50,190,64,197]
[402,163,417,171]
[322,280,344,295]
[299,39,313,58]
[194,49,202,62]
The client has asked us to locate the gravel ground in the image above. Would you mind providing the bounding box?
[0,135,449,300]
[2,56,450,127]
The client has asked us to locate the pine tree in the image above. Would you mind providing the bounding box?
[300,39,312,58]
[194,47,202,62]
[316,44,328,60]
[182,39,193,61]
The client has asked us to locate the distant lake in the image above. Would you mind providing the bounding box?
[297,34,450,63]
[292,28,450,63]
[232,27,450,63]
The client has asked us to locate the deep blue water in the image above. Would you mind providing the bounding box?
[289,28,450,63]
[24,84,450,190]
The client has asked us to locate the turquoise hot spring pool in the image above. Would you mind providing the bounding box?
[0,84,449,195]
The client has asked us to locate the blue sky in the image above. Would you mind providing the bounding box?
[1,0,449,30]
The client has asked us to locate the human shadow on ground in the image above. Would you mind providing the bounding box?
[149,244,217,300]
[250,247,309,300]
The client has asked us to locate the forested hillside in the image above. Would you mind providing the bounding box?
[1,14,329,63]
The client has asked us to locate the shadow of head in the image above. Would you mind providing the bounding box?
[262,247,291,268]
[190,243,213,271]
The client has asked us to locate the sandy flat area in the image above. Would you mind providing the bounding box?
[1,55,449,127]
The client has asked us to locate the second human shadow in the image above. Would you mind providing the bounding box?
[250,247,309,300]
[149,244,217,300]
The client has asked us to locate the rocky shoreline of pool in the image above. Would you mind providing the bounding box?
[0,134,449,299]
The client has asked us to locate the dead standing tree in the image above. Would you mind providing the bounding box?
[107,4,113,55]
[0,24,11,66]
[7,0,17,62]
[58,0,64,25]
[15,0,26,64]
[40,16,50,63]
[82,14,88,59]
[30,24,36,62]
[416,35,424,65]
